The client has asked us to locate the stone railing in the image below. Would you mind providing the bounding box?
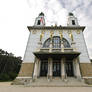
[40,48,73,52]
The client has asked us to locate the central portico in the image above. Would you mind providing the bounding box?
[33,34,81,80]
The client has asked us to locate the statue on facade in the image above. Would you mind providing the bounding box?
[40,33,43,41]
[69,32,73,41]
[60,32,63,40]
[50,31,53,40]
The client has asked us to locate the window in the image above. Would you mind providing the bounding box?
[43,36,70,48]
[72,20,75,25]
[63,39,70,48]
[52,37,61,48]
[37,20,41,25]
[43,38,51,48]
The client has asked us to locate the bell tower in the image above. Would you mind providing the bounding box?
[67,12,79,26]
[34,12,45,26]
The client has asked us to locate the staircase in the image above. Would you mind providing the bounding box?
[25,77,88,87]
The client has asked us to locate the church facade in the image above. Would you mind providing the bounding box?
[14,12,92,85]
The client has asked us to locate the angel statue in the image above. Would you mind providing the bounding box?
[60,32,63,40]
[40,33,43,41]
[69,33,73,41]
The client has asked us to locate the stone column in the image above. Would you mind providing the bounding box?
[61,41,64,52]
[37,59,41,77]
[74,58,81,79]
[33,58,39,79]
[61,58,66,80]
[47,58,53,80]
[49,41,52,52]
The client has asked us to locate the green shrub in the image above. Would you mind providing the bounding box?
[0,73,10,81]
[8,72,17,80]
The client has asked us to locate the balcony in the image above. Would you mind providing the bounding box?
[40,48,73,52]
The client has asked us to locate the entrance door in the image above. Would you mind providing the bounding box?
[65,62,74,77]
[53,61,61,76]
[40,61,48,76]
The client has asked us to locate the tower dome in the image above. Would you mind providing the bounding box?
[69,12,74,16]
[34,12,45,26]
[67,12,79,26]
[39,12,44,16]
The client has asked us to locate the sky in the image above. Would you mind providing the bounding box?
[0,0,92,59]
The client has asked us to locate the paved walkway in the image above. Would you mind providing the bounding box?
[0,82,92,92]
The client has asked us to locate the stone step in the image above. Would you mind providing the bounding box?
[25,77,88,87]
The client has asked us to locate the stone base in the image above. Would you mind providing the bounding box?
[61,75,66,80]
[84,78,92,85]
[12,77,32,85]
[47,75,52,81]
[18,62,34,77]
[80,63,92,77]
[32,75,37,82]
[80,63,92,84]
[12,62,34,85]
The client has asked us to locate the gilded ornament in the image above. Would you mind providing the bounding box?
[69,33,73,41]
[60,32,63,40]
[50,31,53,39]
[40,33,43,41]
[77,30,80,34]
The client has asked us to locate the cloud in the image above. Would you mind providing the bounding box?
[27,0,68,26]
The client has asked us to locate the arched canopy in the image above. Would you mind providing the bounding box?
[43,36,70,48]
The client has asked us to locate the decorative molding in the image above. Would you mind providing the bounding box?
[32,30,37,34]
[77,30,80,34]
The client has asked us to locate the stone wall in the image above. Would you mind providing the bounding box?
[80,63,92,77]
[18,63,34,77]
[80,63,92,84]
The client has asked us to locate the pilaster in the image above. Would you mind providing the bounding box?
[61,58,66,80]
[33,58,39,79]
[61,41,64,52]
[49,41,52,52]
[73,58,81,79]
[37,59,41,77]
[47,58,53,81]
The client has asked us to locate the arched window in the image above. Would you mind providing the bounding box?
[52,36,61,48]
[43,38,51,48]
[43,36,70,48]
[63,38,70,48]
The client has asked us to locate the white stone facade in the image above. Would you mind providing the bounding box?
[23,28,90,64]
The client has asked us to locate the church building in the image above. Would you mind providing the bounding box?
[14,12,92,85]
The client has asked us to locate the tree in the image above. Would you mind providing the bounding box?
[0,49,22,81]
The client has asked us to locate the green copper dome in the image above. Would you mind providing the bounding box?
[39,12,44,16]
[69,12,74,16]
